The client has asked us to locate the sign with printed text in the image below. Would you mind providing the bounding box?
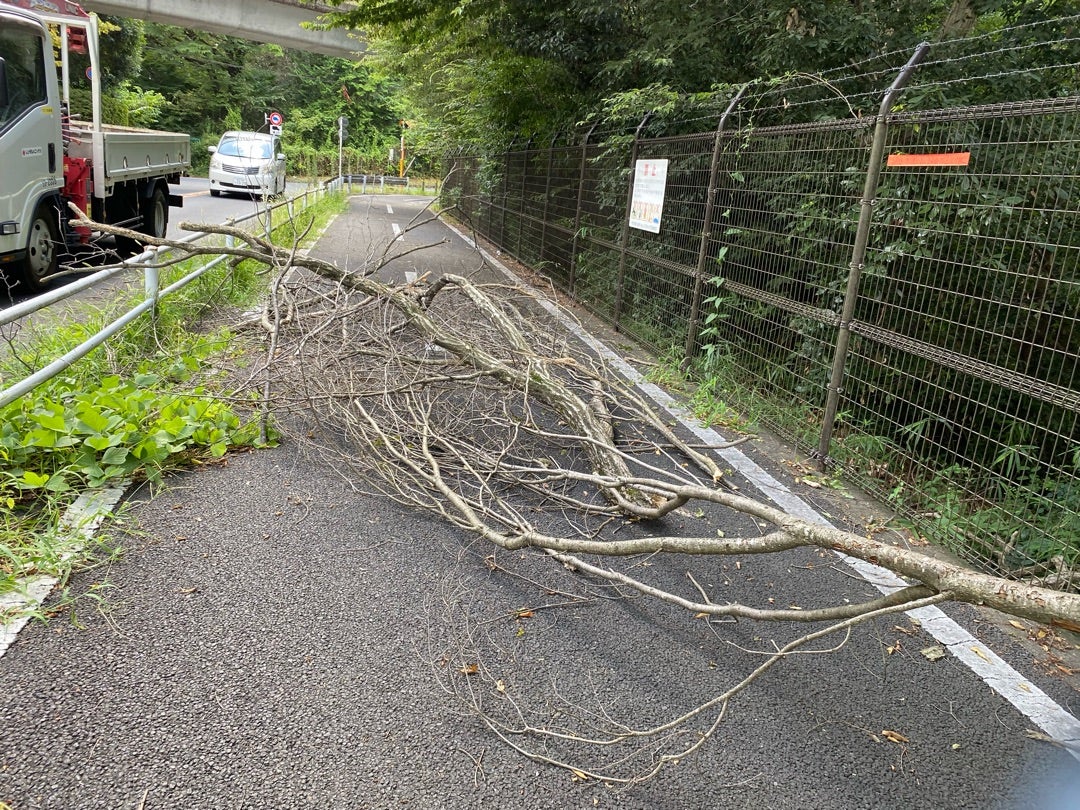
[629,159,669,233]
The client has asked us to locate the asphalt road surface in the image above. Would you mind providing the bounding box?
[1,194,1079,809]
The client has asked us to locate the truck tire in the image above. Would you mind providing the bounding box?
[142,186,169,239]
[115,185,168,255]
[16,206,62,292]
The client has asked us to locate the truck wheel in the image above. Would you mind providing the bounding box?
[16,207,61,292]
[142,186,169,239]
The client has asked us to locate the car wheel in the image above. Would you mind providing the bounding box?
[16,205,62,292]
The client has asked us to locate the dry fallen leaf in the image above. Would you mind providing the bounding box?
[1009,620,1028,631]
[882,730,909,744]
[571,769,589,781]
[694,612,709,619]
[514,609,535,619]
[458,664,480,676]
[971,646,990,662]
[495,679,506,694]
[921,645,946,662]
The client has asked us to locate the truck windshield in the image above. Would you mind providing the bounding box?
[218,137,273,159]
[0,25,48,131]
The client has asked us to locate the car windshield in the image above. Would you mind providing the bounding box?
[218,137,272,159]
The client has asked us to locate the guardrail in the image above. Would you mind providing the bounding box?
[343,174,409,192]
[0,177,344,408]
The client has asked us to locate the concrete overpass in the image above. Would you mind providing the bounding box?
[82,0,364,59]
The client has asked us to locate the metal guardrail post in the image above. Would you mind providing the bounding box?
[682,85,748,368]
[613,113,651,329]
[144,250,161,308]
[816,41,930,470]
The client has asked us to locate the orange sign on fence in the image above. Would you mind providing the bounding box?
[886,151,972,167]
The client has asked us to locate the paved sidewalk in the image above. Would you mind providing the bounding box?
[1,195,1079,810]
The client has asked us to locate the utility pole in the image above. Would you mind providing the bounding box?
[338,115,349,179]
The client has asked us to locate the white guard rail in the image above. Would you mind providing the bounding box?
[0,178,344,408]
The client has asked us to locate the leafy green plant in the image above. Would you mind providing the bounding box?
[0,192,347,617]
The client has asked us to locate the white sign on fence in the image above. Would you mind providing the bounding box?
[629,159,669,234]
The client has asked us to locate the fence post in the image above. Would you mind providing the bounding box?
[613,113,651,329]
[568,123,597,296]
[816,42,930,470]
[517,138,532,257]
[538,132,559,269]
[682,86,748,369]
[499,139,514,246]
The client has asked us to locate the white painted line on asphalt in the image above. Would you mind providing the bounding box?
[0,484,127,659]
[387,204,394,214]
[444,221,1080,759]
[392,223,403,241]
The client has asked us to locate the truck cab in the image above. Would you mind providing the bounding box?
[0,0,190,292]
[0,3,66,289]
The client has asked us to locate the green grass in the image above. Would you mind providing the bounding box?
[0,190,347,620]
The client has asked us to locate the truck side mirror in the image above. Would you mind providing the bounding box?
[0,57,9,108]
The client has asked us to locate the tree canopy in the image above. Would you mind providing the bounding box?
[73,18,413,174]
[320,0,1080,145]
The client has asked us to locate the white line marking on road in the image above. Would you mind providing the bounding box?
[444,220,1080,760]
[387,205,394,214]
[391,223,403,241]
[0,485,127,658]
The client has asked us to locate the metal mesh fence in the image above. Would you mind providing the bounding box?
[441,23,1080,591]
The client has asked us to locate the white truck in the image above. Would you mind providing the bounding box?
[0,0,189,291]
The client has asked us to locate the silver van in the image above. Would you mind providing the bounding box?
[207,130,286,197]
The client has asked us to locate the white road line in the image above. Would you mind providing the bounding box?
[444,220,1080,759]
[391,223,403,241]
[386,204,394,214]
[1,485,127,658]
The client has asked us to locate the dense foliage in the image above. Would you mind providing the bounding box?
[71,17,413,176]
[319,0,1080,145]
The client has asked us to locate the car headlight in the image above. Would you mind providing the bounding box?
[209,155,221,170]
